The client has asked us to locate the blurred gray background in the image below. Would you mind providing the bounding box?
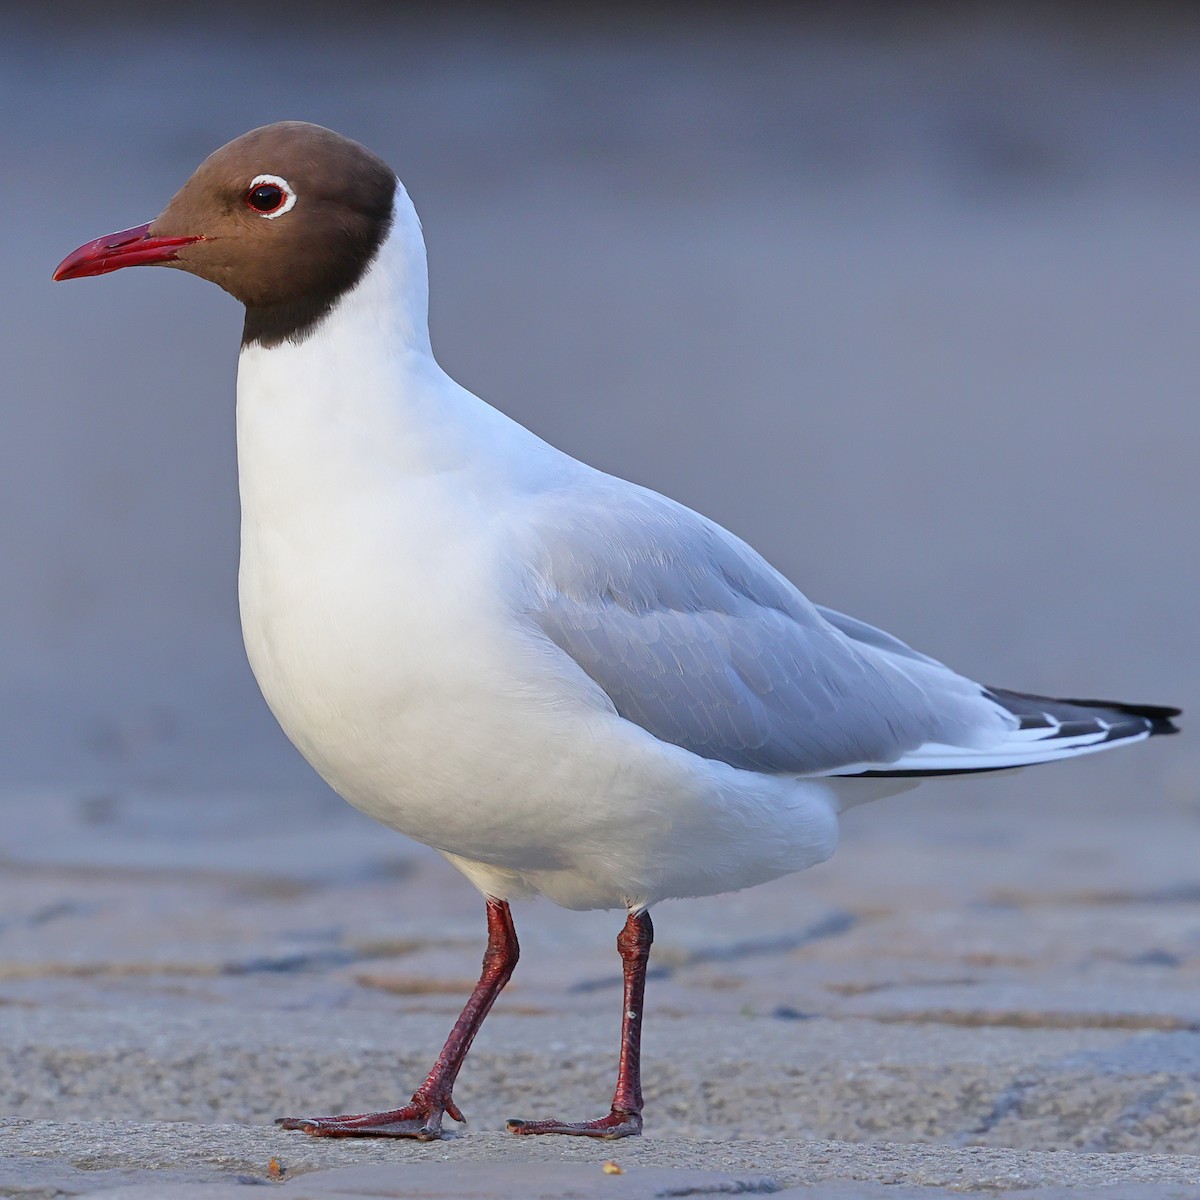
[2,2,1197,819]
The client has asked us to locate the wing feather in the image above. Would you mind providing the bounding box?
[523,478,1011,775]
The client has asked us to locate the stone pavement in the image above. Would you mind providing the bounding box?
[2,781,1200,1197]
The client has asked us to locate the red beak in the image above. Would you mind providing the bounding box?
[53,223,203,281]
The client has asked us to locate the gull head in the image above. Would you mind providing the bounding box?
[53,121,398,346]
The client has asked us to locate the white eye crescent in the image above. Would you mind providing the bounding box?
[245,174,297,219]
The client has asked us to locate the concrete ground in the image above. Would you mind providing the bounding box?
[3,783,1200,1196]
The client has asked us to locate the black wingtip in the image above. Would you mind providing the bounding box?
[987,687,1181,738]
[1058,698,1182,737]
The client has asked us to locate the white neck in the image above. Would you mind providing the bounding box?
[236,182,461,471]
[268,179,433,362]
[235,182,566,511]
[342,179,433,359]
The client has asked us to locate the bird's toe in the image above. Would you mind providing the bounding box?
[506,1110,642,1139]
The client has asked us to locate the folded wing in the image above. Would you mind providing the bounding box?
[524,478,1017,777]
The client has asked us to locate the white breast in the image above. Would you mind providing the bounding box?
[236,275,559,845]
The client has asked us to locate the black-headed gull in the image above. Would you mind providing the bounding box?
[55,122,1179,1141]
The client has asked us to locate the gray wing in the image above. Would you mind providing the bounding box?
[523,477,1011,776]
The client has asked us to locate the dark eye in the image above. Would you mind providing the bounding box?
[243,175,296,218]
[247,183,285,213]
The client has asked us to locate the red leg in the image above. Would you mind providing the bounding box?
[277,897,518,1140]
[507,908,652,1139]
